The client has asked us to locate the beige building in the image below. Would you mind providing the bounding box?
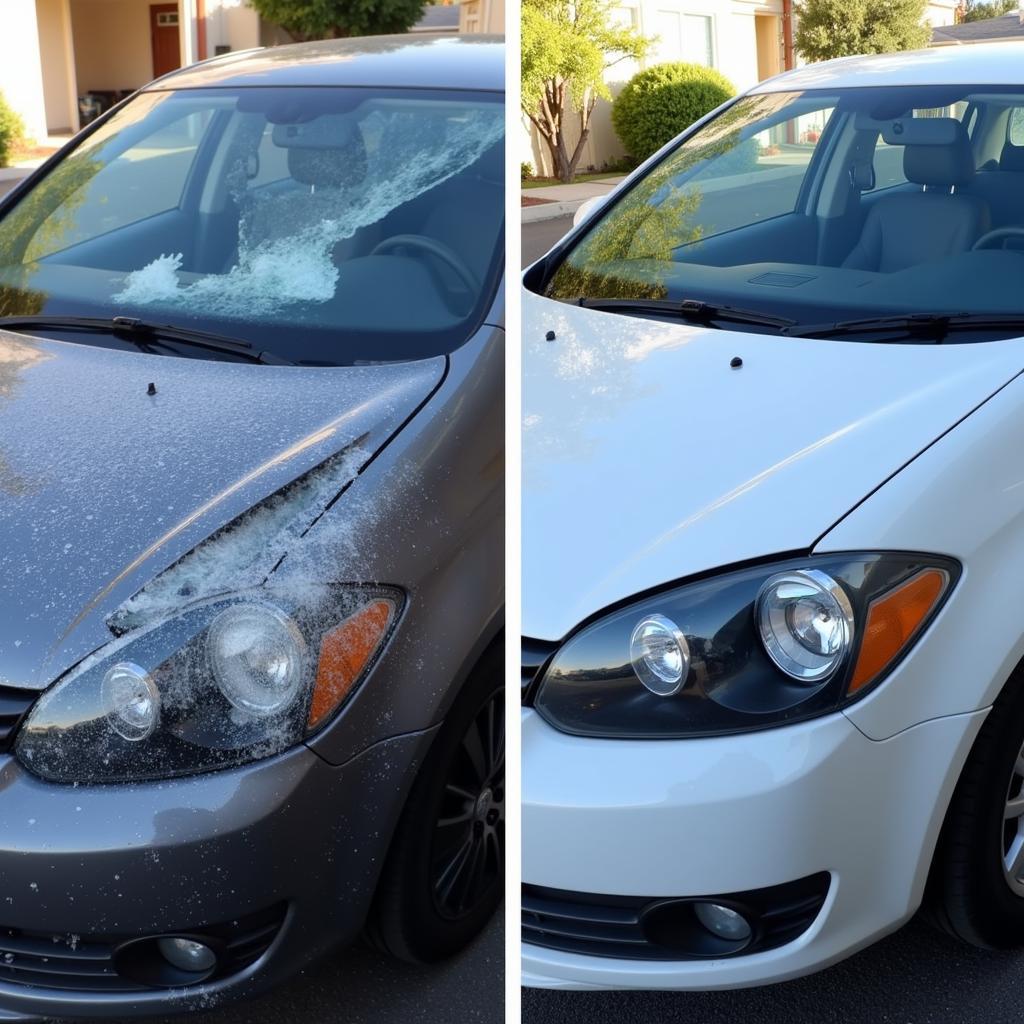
[0,0,478,142]
[459,0,504,33]
[0,0,262,139]
[524,0,960,176]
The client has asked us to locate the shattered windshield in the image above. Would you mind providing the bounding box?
[0,86,504,366]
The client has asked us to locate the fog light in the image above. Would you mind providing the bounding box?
[629,614,690,696]
[101,663,160,741]
[156,937,217,973]
[693,902,752,942]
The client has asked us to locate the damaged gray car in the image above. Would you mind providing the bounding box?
[0,32,504,1019]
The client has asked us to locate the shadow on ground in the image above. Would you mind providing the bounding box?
[47,908,503,1024]
[523,916,1024,1024]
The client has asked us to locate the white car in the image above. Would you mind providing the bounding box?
[521,42,1024,991]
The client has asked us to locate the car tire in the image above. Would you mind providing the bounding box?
[928,668,1024,947]
[365,644,504,963]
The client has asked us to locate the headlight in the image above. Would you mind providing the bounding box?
[16,586,401,783]
[532,553,957,738]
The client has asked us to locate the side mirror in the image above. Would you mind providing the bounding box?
[572,195,606,228]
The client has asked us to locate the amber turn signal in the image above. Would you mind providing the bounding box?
[847,569,948,695]
[308,598,395,730]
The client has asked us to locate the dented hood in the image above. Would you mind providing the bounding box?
[0,332,444,688]
[523,293,1024,641]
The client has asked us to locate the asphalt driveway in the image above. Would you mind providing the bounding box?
[45,909,503,1024]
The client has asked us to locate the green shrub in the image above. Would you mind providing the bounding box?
[0,92,25,168]
[612,63,736,163]
[521,161,534,182]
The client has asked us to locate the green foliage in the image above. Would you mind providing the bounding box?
[0,92,25,169]
[611,63,735,163]
[247,0,429,41]
[521,161,534,181]
[961,0,1019,21]
[521,0,649,182]
[794,0,931,62]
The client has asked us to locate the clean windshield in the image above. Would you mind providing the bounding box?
[537,85,1024,341]
[0,86,504,365]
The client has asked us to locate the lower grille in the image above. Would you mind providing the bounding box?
[522,874,831,961]
[0,904,286,992]
[0,931,137,992]
[0,686,37,752]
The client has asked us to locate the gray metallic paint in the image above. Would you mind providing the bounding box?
[0,35,504,1019]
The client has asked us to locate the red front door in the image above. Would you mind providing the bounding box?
[150,3,181,79]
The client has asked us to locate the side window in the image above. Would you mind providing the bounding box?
[25,110,213,260]
[871,102,973,192]
[1009,108,1024,146]
[679,105,835,237]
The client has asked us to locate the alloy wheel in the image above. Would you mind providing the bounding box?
[1001,742,1024,895]
[431,687,504,919]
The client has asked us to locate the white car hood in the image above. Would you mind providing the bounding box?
[523,291,1024,640]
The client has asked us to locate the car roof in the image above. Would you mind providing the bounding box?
[151,33,504,92]
[752,40,1024,93]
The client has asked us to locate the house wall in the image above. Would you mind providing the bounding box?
[460,0,506,33]
[206,0,261,55]
[0,0,49,141]
[69,0,157,93]
[36,0,77,131]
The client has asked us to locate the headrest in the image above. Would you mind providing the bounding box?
[286,132,368,189]
[903,123,975,187]
[854,114,975,187]
[1001,142,1024,172]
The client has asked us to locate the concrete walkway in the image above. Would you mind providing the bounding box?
[522,175,624,223]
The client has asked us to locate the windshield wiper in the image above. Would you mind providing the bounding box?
[784,312,1024,342]
[574,297,796,330]
[0,315,294,365]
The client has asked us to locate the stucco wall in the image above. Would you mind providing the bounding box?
[36,0,76,131]
[70,0,156,93]
[0,0,48,141]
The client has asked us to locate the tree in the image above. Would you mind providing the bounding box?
[248,0,429,41]
[522,0,649,183]
[794,0,931,62]
[960,0,1019,21]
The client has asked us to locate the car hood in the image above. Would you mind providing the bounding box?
[0,332,445,689]
[523,292,1024,640]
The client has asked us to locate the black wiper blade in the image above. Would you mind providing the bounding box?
[0,315,293,365]
[575,297,795,330]
[784,312,1024,341]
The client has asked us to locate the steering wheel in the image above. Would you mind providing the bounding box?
[370,234,479,295]
[972,228,1024,251]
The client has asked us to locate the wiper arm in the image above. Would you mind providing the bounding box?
[574,297,796,330]
[0,315,293,365]
[784,312,1024,341]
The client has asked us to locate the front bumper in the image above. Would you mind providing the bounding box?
[0,728,436,1020]
[521,706,985,990]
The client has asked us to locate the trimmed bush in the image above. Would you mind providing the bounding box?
[0,92,24,168]
[612,63,736,163]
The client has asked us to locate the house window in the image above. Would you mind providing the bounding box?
[653,11,713,66]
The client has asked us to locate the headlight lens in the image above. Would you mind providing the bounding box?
[16,586,401,783]
[756,570,853,683]
[207,604,307,716]
[630,614,690,696]
[532,553,957,738]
